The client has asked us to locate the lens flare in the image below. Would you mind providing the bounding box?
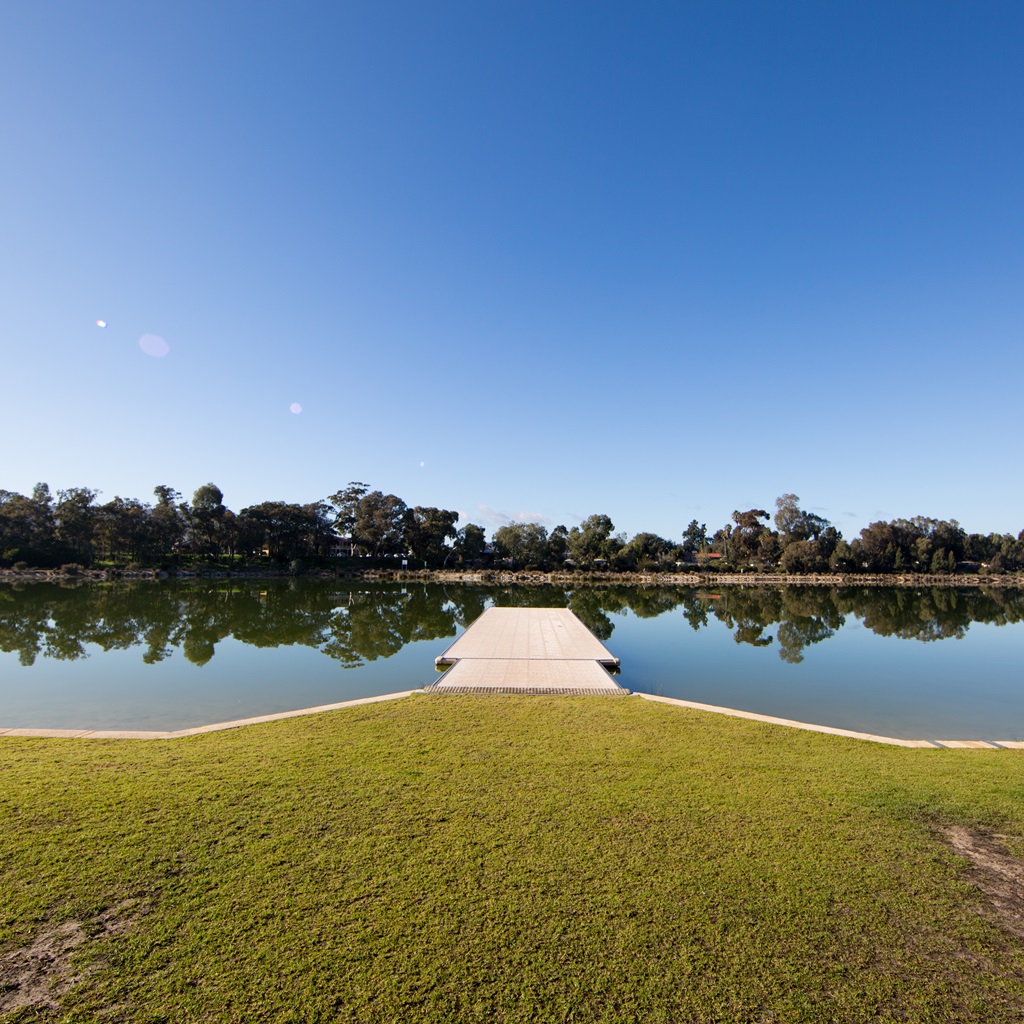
[289,402,303,415]
[138,334,169,358]
[95,319,107,328]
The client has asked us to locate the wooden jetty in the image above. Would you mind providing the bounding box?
[428,607,626,694]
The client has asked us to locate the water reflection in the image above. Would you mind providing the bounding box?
[0,581,462,669]
[491,584,1023,662]
[2,581,1021,669]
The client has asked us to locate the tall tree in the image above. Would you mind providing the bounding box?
[452,523,487,566]
[235,501,330,562]
[151,485,186,559]
[681,519,708,555]
[30,482,56,548]
[96,496,150,562]
[352,491,408,556]
[0,485,61,565]
[492,522,549,567]
[779,539,828,574]
[547,524,570,566]
[55,487,100,563]
[774,494,803,538]
[301,501,335,558]
[567,514,617,566]
[188,483,228,557]
[403,506,459,566]
[617,532,673,571]
[726,508,771,565]
[328,482,369,538]
[774,494,834,546]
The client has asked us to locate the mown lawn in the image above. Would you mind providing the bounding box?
[3,696,1024,1023]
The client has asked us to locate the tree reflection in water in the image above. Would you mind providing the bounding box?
[1,581,1022,669]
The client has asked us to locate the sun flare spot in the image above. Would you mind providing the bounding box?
[289,402,303,415]
[138,334,169,358]
[95,319,107,328]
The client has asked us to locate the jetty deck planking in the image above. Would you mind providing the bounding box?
[431,607,625,693]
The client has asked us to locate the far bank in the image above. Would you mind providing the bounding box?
[1,565,1021,588]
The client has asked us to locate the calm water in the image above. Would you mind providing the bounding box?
[1,580,1022,739]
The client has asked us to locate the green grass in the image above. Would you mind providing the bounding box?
[3,696,1024,1023]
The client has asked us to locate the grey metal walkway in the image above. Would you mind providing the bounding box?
[428,607,625,694]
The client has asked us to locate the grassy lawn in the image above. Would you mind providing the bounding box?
[3,696,1024,1023]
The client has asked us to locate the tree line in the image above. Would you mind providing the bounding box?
[4,580,1023,671]
[1,482,1022,574]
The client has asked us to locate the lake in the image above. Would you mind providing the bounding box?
[1,579,1022,740]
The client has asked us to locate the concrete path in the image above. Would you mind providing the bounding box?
[632,693,1024,749]
[429,607,625,694]
[0,691,419,740]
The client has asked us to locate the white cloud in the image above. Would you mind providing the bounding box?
[475,503,510,527]
[515,511,552,526]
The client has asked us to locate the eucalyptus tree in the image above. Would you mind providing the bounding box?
[773,494,842,571]
[851,516,965,574]
[150,485,186,559]
[187,483,229,558]
[352,490,408,556]
[828,540,858,572]
[566,514,618,567]
[616,532,674,571]
[302,502,335,558]
[724,508,771,566]
[55,487,100,563]
[29,483,57,550]
[0,486,63,565]
[964,532,998,563]
[452,523,487,566]
[492,521,549,568]
[546,525,569,566]
[851,521,899,572]
[403,506,459,565]
[96,496,151,562]
[774,494,834,548]
[238,502,312,561]
[779,538,829,574]
[327,482,369,539]
[681,519,708,555]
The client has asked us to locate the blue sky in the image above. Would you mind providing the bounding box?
[2,1,1022,541]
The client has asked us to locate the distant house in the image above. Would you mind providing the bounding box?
[328,535,358,558]
[679,551,723,565]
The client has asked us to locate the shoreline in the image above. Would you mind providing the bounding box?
[4,689,1021,748]
[0,566,1020,588]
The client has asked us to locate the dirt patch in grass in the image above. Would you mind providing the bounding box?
[0,901,142,1014]
[943,825,1024,938]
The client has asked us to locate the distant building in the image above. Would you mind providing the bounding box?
[328,535,358,558]
[679,551,723,565]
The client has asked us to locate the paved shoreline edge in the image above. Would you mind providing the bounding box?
[631,693,1023,749]
[0,690,423,740]
[2,688,1022,748]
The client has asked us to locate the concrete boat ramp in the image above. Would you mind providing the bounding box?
[427,607,626,695]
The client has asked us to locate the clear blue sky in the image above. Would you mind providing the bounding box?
[2,1,1022,541]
